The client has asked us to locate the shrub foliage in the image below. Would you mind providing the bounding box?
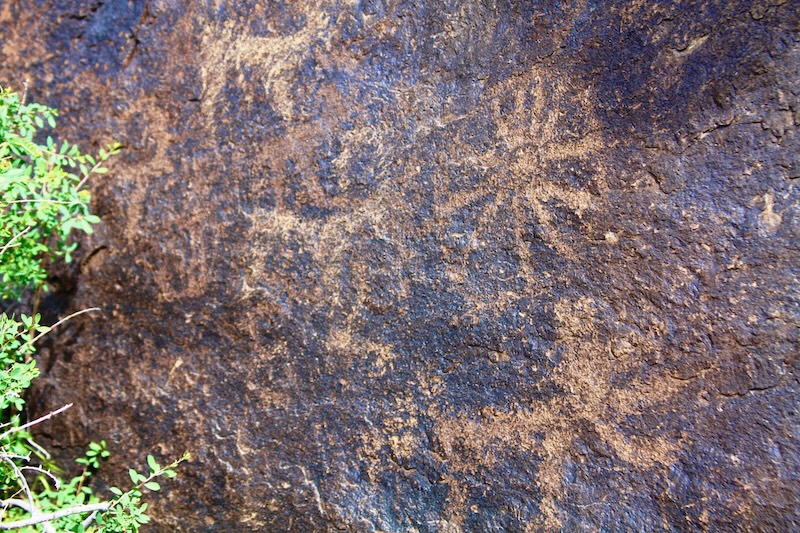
[0,85,186,531]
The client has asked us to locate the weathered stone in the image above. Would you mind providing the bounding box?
[1,0,798,530]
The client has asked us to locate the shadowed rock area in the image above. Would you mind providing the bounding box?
[1,0,798,530]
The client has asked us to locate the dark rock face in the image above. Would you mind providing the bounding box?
[1,0,799,530]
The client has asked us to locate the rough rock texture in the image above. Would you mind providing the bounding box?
[1,0,799,530]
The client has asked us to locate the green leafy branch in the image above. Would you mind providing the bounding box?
[0,445,189,532]
[0,84,186,531]
[95,453,191,532]
[0,85,121,301]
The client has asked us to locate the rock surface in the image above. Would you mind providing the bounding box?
[1,0,799,530]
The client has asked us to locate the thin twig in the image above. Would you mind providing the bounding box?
[0,226,32,257]
[74,464,88,495]
[0,498,57,533]
[1,457,33,515]
[0,453,28,461]
[20,465,60,488]
[76,152,117,190]
[24,436,50,461]
[0,499,109,530]
[81,508,102,530]
[0,199,81,206]
[0,403,72,441]
[1,488,25,508]
[29,307,101,344]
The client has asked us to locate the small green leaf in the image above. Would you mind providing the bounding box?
[144,481,161,491]
[147,454,159,473]
[110,487,123,496]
